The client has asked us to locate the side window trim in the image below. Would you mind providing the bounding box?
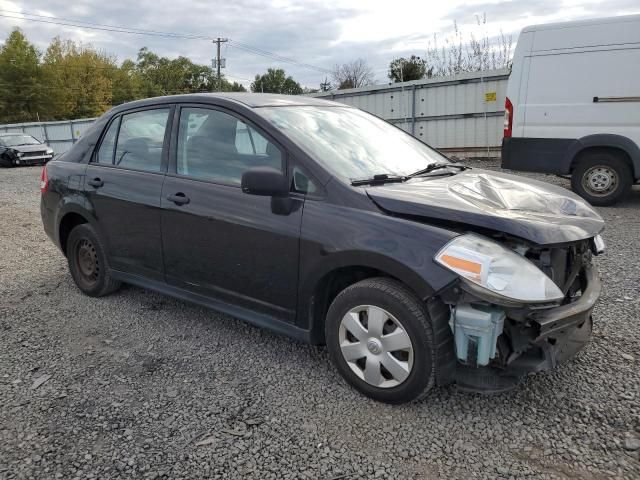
[92,104,175,174]
[93,115,121,165]
[170,103,289,188]
[246,126,257,155]
[112,115,123,165]
[290,161,325,199]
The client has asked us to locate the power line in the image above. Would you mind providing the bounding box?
[0,11,212,40]
[0,10,332,74]
[229,41,332,74]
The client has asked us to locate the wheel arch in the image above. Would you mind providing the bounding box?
[56,204,104,256]
[299,254,442,345]
[567,134,640,179]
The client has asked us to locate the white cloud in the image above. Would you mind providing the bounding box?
[0,0,638,88]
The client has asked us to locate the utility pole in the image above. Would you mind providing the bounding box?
[212,37,228,91]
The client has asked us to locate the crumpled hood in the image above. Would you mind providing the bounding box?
[366,169,604,245]
[10,144,49,153]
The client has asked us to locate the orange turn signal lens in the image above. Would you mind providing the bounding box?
[439,254,482,279]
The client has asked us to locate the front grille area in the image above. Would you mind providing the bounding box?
[22,151,48,158]
[525,240,591,299]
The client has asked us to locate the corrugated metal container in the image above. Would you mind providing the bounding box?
[2,70,510,158]
[0,118,96,155]
[311,68,510,157]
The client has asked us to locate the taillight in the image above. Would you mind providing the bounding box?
[503,96,513,138]
[40,165,48,193]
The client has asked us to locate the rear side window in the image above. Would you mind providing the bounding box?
[96,119,119,164]
[176,107,283,186]
[113,109,170,172]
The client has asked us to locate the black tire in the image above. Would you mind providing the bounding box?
[66,224,121,297]
[0,157,13,168]
[571,150,633,206]
[325,277,451,404]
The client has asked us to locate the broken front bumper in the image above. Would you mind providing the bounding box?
[506,266,600,375]
[447,265,601,393]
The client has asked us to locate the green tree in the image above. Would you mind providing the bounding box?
[250,68,303,94]
[0,29,45,123]
[388,55,430,82]
[41,38,116,119]
[213,75,247,92]
[110,59,141,106]
[0,31,247,123]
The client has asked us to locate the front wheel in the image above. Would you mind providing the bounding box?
[325,278,443,404]
[571,151,633,206]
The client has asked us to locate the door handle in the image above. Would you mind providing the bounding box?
[88,177,104,188]
[167,192,190,205]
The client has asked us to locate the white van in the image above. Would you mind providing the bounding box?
[501,14,640,205]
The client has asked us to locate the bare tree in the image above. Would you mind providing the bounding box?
[425,14,513,77]
[332,58,375,90]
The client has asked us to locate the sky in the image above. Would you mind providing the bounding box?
[0,0,638,88]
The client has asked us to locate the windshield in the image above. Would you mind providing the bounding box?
[258,106,448,181]
[0,134,41,147]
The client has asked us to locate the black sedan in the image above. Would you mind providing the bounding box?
[0,133,54,167]
[40,93,605,403]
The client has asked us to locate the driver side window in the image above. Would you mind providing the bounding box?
[176,107,284,186]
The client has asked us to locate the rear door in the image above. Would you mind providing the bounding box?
[84,106,172,281]
[160,105,303,322]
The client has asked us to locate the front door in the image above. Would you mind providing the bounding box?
[160,106,303,322]
[84,107,172,281]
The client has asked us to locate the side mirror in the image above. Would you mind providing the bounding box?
[241,167,289,197]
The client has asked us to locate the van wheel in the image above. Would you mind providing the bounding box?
[66,224,121,297]
[571,151,632,206]
[325,277,446,404]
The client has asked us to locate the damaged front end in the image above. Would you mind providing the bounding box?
[437,235,603,393]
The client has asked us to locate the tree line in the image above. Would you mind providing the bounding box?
[0,30,247,124]
[0,17,511,124]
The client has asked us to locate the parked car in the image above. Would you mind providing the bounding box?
[41,93,605,404]
[502,14,640,206]
[0,133,54,167]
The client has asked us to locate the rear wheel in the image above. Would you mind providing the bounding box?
[571,151,633,206]
[66,224,121,297]
[325,277,444,404]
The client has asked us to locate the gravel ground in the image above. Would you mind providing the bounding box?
[0,160,639,480]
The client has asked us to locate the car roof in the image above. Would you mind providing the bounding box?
[110,92,345,112]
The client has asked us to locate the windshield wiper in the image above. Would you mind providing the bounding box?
[408,162,468,178]
[351,173,408,186]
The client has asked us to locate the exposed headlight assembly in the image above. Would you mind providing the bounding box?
[435,234,564,303]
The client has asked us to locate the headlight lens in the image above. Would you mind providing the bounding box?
[16,152,24,157]
[46,148,54,155]
[435,234,564,303]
